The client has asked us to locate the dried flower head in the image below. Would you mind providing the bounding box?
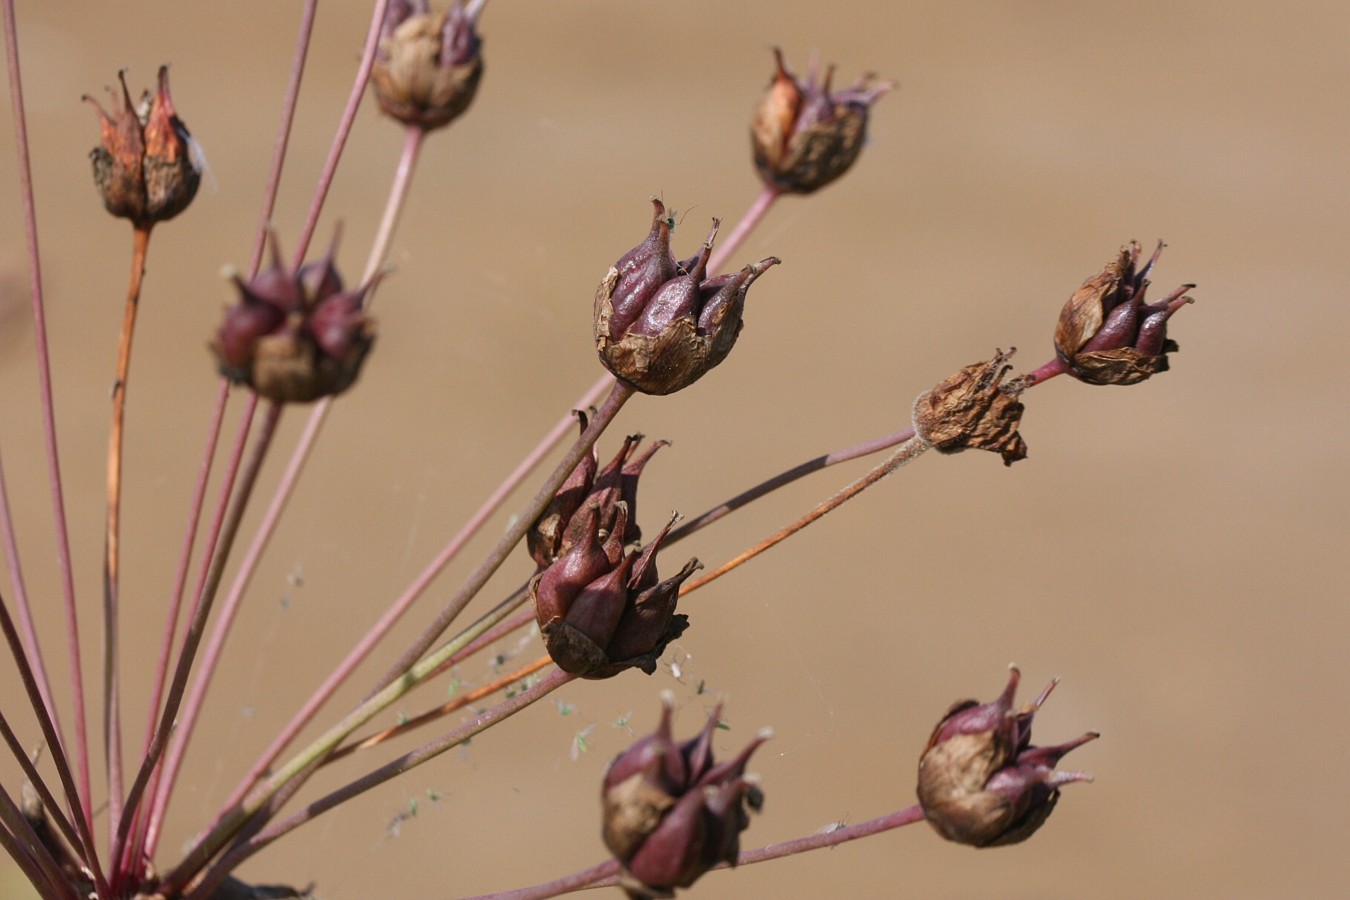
[212,234,377,404]
[1054,241,1195,386]
[85,66,201,228]
[595,199,779,395]
[372,0,486,131]
[750,48,893,195]
[913,349,1029,465]
[917,666,1097,848]
[531,500,698,679]
[603,695,769,898]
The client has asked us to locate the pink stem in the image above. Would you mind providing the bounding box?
[141,394,259,859]
[118,403,283,867]
[292,0,391,262]
[709,185,782,275]
[247,0,320,276]
[477,805,926,898]
[1,0,92,842]
[189,667,575,899]
[0,450,61,759]
[208,125,428,817]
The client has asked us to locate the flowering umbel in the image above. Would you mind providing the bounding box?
[1054,241,1195,386]
[603,696,769,898]
[917,667,1098,848]
[212,235,377,404]
[750,48,893,195]
[372,0,486,131]
[913,349,1029,466]
[594,199,779,395]
[85,66,200,228]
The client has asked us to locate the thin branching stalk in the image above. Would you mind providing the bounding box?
[682,436,932,595]
[129,384,229,870]
[677,356,1061,593]
[482,805,927,898]
[174,383,635,887]
[0,594,105,896]
[712,185,781,272]
[246,0,320,275]
[735,803,926,865]
[0,452,60,753]
[0,714,81,867]
[472,858,620,900]
[292,0,390,262]
[218,369,602,813]
[326,654,553,764]
[140,393,262,859]
[103,223,152,866]
[366,380,636,696]
[0,788,74,900]
[669,423,918,542]
[188,667,575,899]
[143,1,381,860]
[115,404,285,869]
[1,0,91,835]
[203,126,428,814]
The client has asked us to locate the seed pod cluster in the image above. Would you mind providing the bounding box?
[372,0,486,131]
[750,48,893,195]
[85,66,200,228]
[594,199,779,395]
[1054,241,1194,386]
[603,696,768,898]
[212,236,376,404]
[917,667,1097,848]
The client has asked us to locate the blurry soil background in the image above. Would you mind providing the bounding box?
[1,1,1347,898]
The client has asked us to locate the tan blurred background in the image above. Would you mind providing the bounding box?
[1,1,1346,897]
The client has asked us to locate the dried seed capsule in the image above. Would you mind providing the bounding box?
[211,234,377,404]
[603,695,769,898]
[531,509,698,679]
[750,48,893,195]
[372,0,486,131]
[85,66,201,228]
[917,667,1097,848]
[1054,242,1195,386]
[913,349,1029,466]
[595,199,779,395]
[528,428,667,568]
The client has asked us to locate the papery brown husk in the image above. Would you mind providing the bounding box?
[1061,344,1171,385]
[913,350,1028,465]
[1053,244,1173,385]
[594,268,741,395]
[917,727,1020,846]
[247,326,374,404]
[372,11,483,130]
[753,108,867,194]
